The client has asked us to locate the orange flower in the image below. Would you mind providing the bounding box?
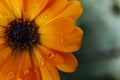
[0,0,83,80]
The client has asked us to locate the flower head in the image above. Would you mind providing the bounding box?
[0,0,83,80]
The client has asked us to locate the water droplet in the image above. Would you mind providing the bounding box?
[31,13,35,16]
[44,15,47,18]
[60,32,64,36]
[3,56,7,60]
[49,32,53,35]
[60,38,65,42]
[17,78,22,80]
[48,54,55,59]
[35,4,39,7]
[63,47,69,51]
[9,72,15,78]
[23,69,29,75]
[16,7,19,12]
[40,61,45,66]
[34,68,37,72]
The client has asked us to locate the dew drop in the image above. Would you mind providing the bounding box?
[16,7,19,12]
[39,60,45,66]
[34,68,37,72]
[63,47,69,51]
[60,38,65,42]
[48,54,55,59]
[9,72,15,78]
[35,4,39,7]
[3,56,7,60]
[17,78,22,80]
[40,61,45,66]
[23,69,30,75]
[44,15,48,18]
[49,32,53,35]
[60,32,64,36]
[31,13,35,16]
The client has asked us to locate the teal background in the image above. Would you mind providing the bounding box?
[60,0,120,80]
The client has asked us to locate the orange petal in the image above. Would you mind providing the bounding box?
[35,0,67,25]
[4,0,22,18]
[0,57,15,80]
[0,0,15,26]
[30,53,42,80]
[22,0,49,21]
[0,47,12,71]
[0,43,7,50]
[0,26,5,37]
[40,27,83,52]
[33,47,44,66]
[0,50,34,80]
[0,52,21,80]
[37,45,64,65]
[33,47,60,80]
[38,17,75,35]
[56,1,83,20]
[39,62,60,80]
[0,38,6,44]
[0,26,6,44]
[56,52,78,73]
[19,51,34,80]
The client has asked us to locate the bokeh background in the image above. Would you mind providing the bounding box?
[60,0,120,80]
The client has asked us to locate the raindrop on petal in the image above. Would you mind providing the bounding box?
[31,13,35,16]
[49,32,53,35]
[23,69,30,75]
[34,68,37,72]
[40,61,45,66]
[3,56,7,60]
[44,15,48,18]
[17,77,22,80]
[48,53,55,59]
[35,4,39,7]
[9,72,15,78]
[60,38,65,42]
[39,60,45,66]
[60,32,64,36]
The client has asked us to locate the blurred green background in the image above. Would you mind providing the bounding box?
[60,0,120,80]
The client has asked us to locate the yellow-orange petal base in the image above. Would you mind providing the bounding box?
[0,0,83,80]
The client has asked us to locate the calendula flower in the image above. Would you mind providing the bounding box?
[0,0,83,80]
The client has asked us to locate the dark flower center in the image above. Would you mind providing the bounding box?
[5,19,40,51]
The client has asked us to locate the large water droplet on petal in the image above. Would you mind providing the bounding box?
[40,61,45,66]
[9,72,15,78]
[39,60,45,66]
[48,53,55,59]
